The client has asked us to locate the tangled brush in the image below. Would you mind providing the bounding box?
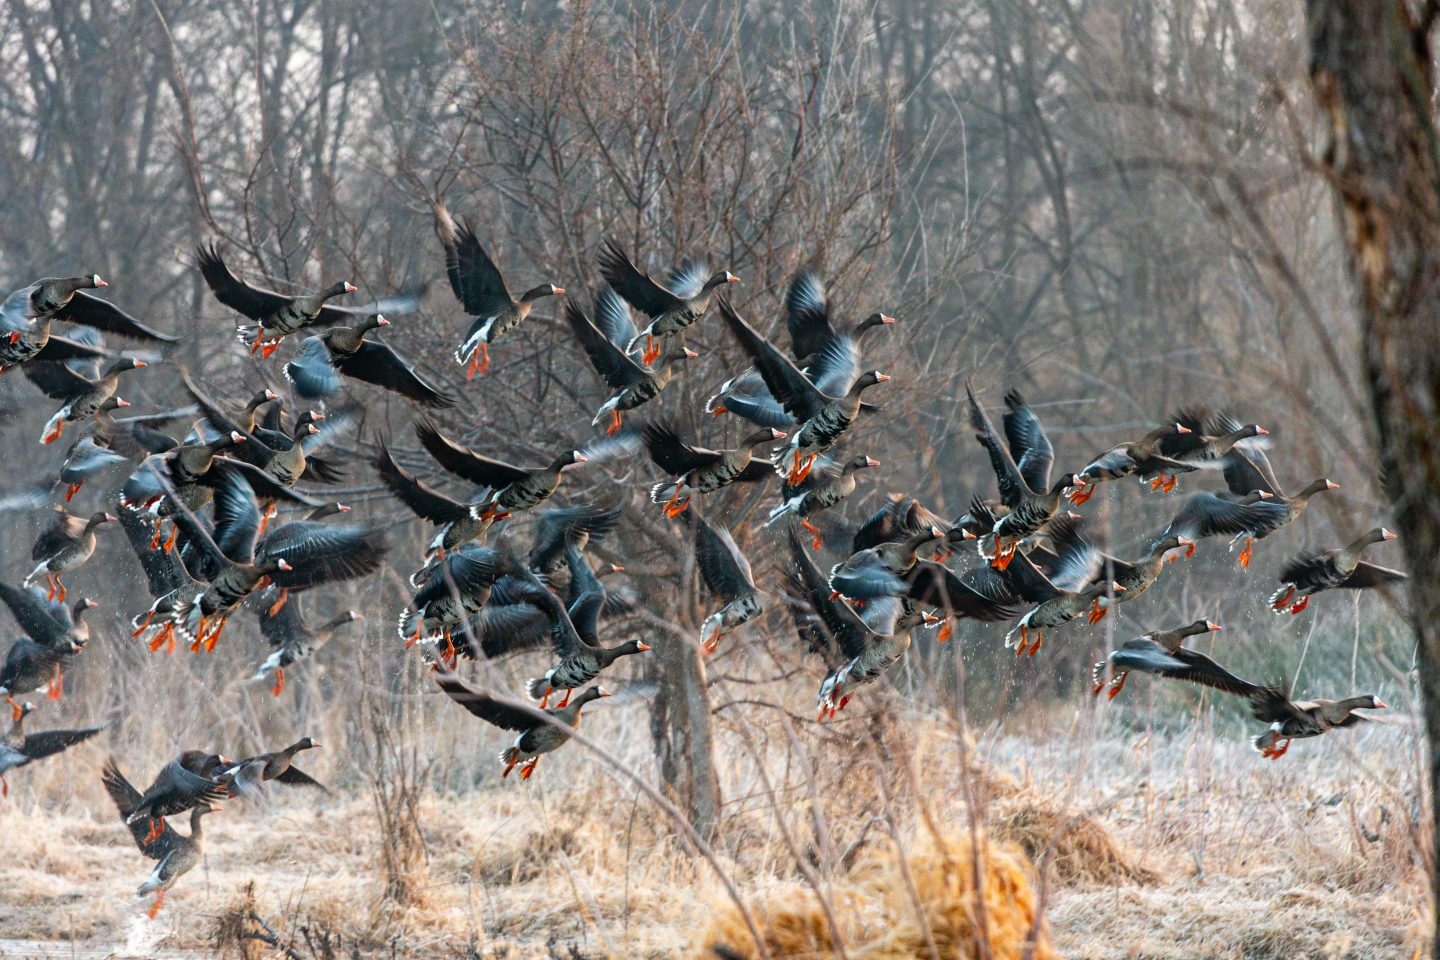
[700,828,1061,959]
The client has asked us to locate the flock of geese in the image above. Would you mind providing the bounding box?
[0,201,1407,916]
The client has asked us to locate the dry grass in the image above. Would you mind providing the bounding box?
[0,688,1425,959]
[702,828,1060,959]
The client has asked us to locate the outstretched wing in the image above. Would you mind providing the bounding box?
[433,666,535,731]
[435,205,514,317]
[335,340,456,409]
[597,239,684,318]
[54,292,177,342]
[1002,390,1053,493]
[717,299,827,421]
[415,420,528,487]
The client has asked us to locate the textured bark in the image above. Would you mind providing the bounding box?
[1306,0,1440,946]
[650,632,722,841]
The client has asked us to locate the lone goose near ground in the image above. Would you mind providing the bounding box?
[434,200,564,378]
[102,757,219,918]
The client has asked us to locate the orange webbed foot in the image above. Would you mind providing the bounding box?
[1289,596,1309,615]
[936,618,953,644]
[271,668,285,697]
[606,409,623,436]
[1106,672,1129,700]
[64,481,82,503]
[556,689,572,709]
[8,697,21,723]
[143,818,163,845]
[1238,537,1253,570]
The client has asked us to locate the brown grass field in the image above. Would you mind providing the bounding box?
[0,640,1427,960]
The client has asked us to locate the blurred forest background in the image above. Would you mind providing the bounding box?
[0,0,1425,957]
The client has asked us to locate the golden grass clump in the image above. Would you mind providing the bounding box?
[700,828,1061,959]
[990,794,1158,886]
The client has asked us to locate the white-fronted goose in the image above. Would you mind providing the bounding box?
[566,290,698,434]
[1270,528,1406,614]
[682,510,762,655]
[253,594,362,696]
[102,757,220,917]
[197,244,418,356]
[434,201,564,378]
[415,419,589,521]
[1069,423,1195,504]
[642,421,785,517]
[765,455,881,548]
[719,299,889,482]
[1220,445,1339,568]
[434,664,611,780]
[284,314,455,408]
[598,240,737,364]
[25,357,147,444]
[1091,619,1225,699]
[25,507,116,601]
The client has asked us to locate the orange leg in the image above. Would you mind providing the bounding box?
[1106,671,1129,700]
[1238,536,1254,570]
[250,334,265,356]
[607,408,623,436]
[1068,481,1095,506]
[502,753,519,779]
[556,688,573,709]
[203,617,227,652]
[47,665,63,700]
[442,631,457,668]
[44,573,57,601]
[1271,585,1295,611]
[936,618,954,644]
[256,502,276,537]
[641,335,659,366]
[792,454,818,484]
[54,576,66,603]
[1087,598,1108,624]
[147,888,166,920]
[1014,625,1029,657]
[161,526,178,553]
[801,518,823,551]
[703,628,724,655]
[710,403,728,417]
[520,757,540,780]
[143,818,163,845]
[1161,474,1178,493]
[404,621,423,649]
[149,519,164,550]
[664,495,691,518]
[537,686,552,709]
[1289,595,1309,615]
[42,419,64,445]
[271,668,285,697]
[7,696,21,723]
[267,589,290,617]
[260,336,283,358]
[467,343,491,379]
[64,481,82,503]
[1026,631,1044,656]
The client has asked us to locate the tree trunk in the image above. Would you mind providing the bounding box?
[650,632,722,841]
[1306,2,1440,949]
